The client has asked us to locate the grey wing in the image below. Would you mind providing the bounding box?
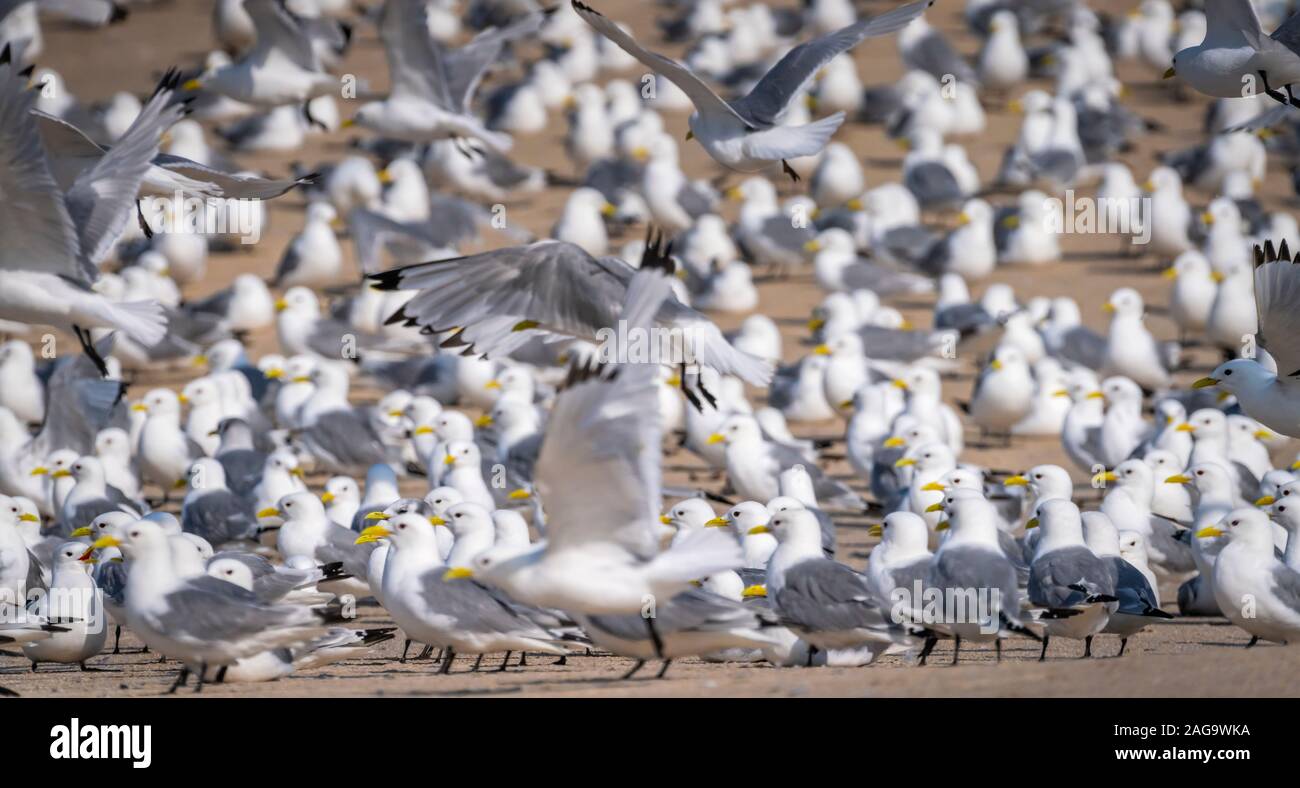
[1113,557,1161,615]
[30,345,124,457]
[378,0,453,108]
[856,325,948,362]
[570,0,749,127]
[32,110,105,189]
[152,154,311,199]
[904,162,963,206]
[1267,563,1300,613]
[182,490,258,544]
[1028,546,1114,609]
[152,574,314,642]
[1232,461,1263,504]
[759,214,814,253]
[97,559,127,605]
[1251,256,1300,377]
[0,62,83,280]
[886,556,931,604]
[273,243,303,285]
[905,27,977,85]
[298,410,391,472]
[66,72,184,267]
[443,11,545,112]
[729,0,932,127]
[320,522,375,578]
[929,545,1019,610]
[1058,325,1106,369]
[245,0,320,71]
[422,572,545,635]
[676,180,717,217]
[367,240,628,352]
[776,560,890,631]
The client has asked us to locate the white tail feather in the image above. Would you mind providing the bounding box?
[108,300,168,347]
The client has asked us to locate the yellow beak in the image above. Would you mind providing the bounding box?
[69,526,92,537]
[321,492,335,504]
[882,436,906,448]
[414,425,434,435]
[52,469,72,478]
[894,457,916,468]
[1162,66,1176,79]
[182,78,203,90]
[355,525,392,544]
[443,567,474,581]
[803,239,823,253]
[659,514,673,525]
[29,466,48,477]
[741,584,767,598]
[443,455,456,465]
[475,414,494,428]
[1195,526,1225,538]
[934,520,950,531]
[1174,423,1196,432]
[256,507,281,519]
[868,524,883,537]
[508,489,531,500]
[274,299,288,312]
[430,516,447,526]
[920,481,946,491]
[705,516,729,527]
[1191,377,1218,389]
[924,502,944,513]
[1003,475,1029,487]
[1024,517,1039,529]
[812,344,831,356]
[706,432,726,445]
[747,524,771,535]
[1098,470,1118,483]
[364,511,390,521]
[1255,495,1276,507]
[484,380,502,390]
[1165,474,1192,485]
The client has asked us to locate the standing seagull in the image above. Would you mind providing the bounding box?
[1027,499,1118,660]
[571,0,932,180]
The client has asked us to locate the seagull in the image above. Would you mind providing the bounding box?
[571,0,933,180]
[368,228,773,391]
[346,0,543,152]
[0,51,167,374]
[469,363,742,615]
[1200,508,1300,644]
[1166,0,1300,109]
[1026,499,1119,660]
[1194,241,1300,438]
[86,518,330,692]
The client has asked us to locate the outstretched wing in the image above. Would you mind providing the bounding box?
[571,0,750,127]
[534,363,663,559]
[378,0,453,109]
[66,69,186,268]
[368,240,629,352]
[729,0,933,128]
[1252,241,1300,376]
[0,59,82,281]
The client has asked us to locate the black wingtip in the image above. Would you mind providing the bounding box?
[0,44,11,66]
[109,3,129,23]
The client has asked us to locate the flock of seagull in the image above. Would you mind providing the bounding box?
[5,0,1300,696]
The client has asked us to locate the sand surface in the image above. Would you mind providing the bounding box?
[5,0,1300,697]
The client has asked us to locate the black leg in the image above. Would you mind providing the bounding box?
[1258,70,1290,106]
[471,653,484,672]
[1117,637,1128,658]
[400,639,411,663]
[113,625,121,655]
[995,638,1002,663]
[166,666,189,694]
[553,655,566,666]
[497,651,512,672]
[655,659,673,679]
[621,660,645,680]
[136,200,153,238]
[215,666,228,684]
[0,686,16,697]
[1038,635,1050,662]
[72,325,109,377]
[951,635,960,666]
[918,636,938,666]
[438,648,456,674]
[1083,635,1093,658]
[417,645,434,660]
[1246,635,1259,648]
[29,661,37,673]
[782,159,801,182]
[194,663,207,693]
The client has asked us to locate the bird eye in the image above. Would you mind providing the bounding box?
[1224,370,1232,376]
[1196,471,1203,476]
[225,569,233,575]
[1034,473,1041,479]
[398,523,407,530]
[130,530,140,538]
[1231,520,1239,527]
[1280,506,1287,512]
[455,513,463,518]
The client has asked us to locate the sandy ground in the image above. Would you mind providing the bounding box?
[5,0,1300,697]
